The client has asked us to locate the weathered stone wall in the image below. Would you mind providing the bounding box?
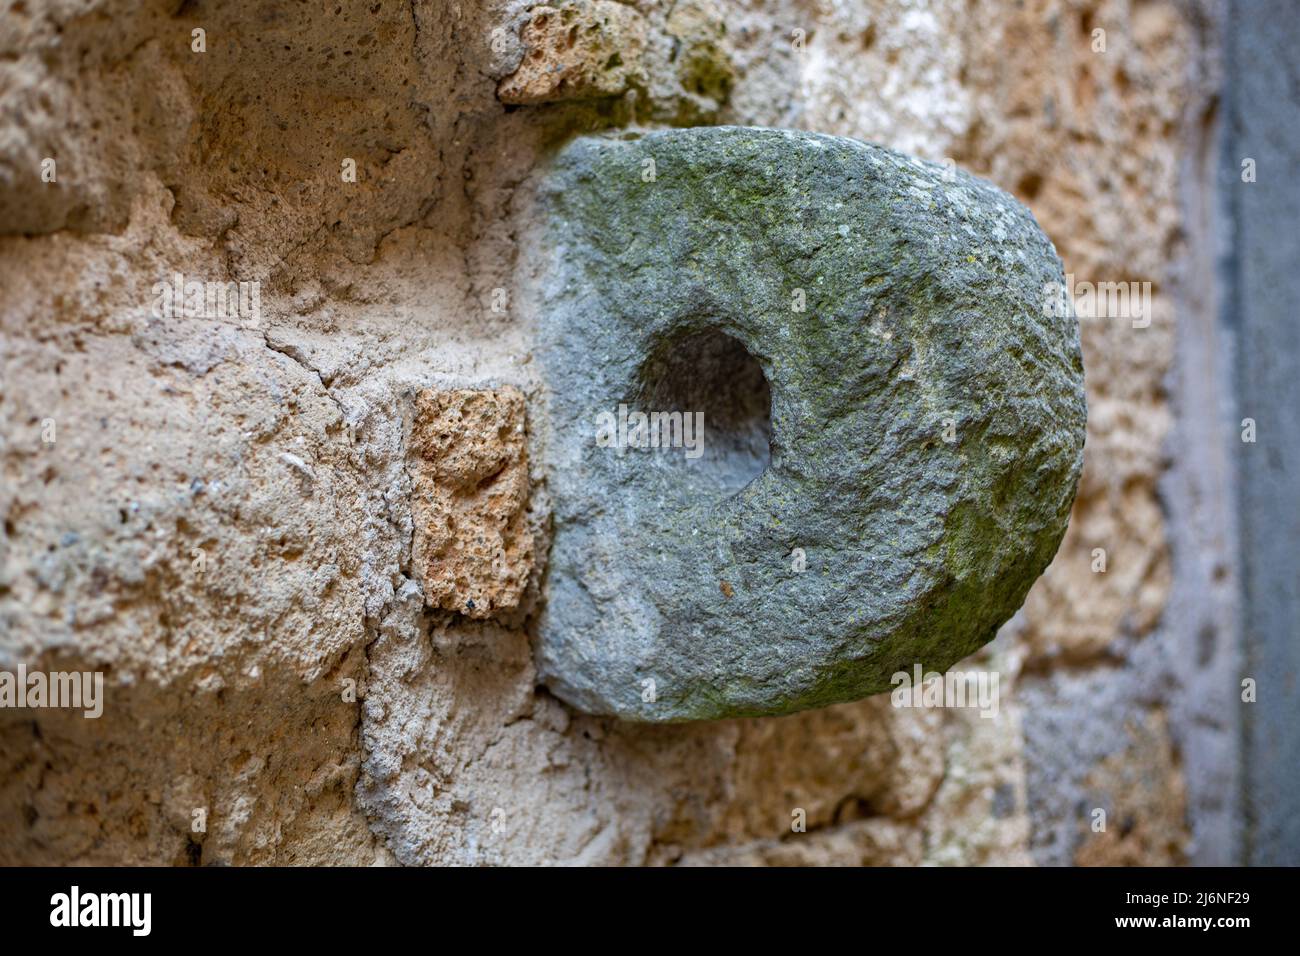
[0,0,1231,864]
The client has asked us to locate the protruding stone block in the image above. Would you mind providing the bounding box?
[534,127,1087,721]
[497,1,646,105]
[409,388,534,619]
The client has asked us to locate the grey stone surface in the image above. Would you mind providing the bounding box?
[1226,0,1300,866]
[533,127,1087,721]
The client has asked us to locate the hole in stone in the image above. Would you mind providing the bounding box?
[635,329,772,497]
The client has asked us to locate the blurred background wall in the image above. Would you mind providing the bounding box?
[0,0,1294,865]
[1225,0,1300,866]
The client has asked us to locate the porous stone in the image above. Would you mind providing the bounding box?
[409,388,534,619]
[535,126,1087,722]
[497,1,646,105]
[658,0,734,123]
[0,0,1212,867]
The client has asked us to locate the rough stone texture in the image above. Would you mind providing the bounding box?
[0,0,1231,866]
[535,126,1086,721]
[497,1,647,105]
[409,388,533,619]
[496,0,732,121]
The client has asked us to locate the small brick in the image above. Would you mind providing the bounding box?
[409,387,534,618]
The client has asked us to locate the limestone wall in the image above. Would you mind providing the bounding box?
[0,0,1240,865]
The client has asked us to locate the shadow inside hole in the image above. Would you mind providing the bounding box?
[635,329,773,497]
